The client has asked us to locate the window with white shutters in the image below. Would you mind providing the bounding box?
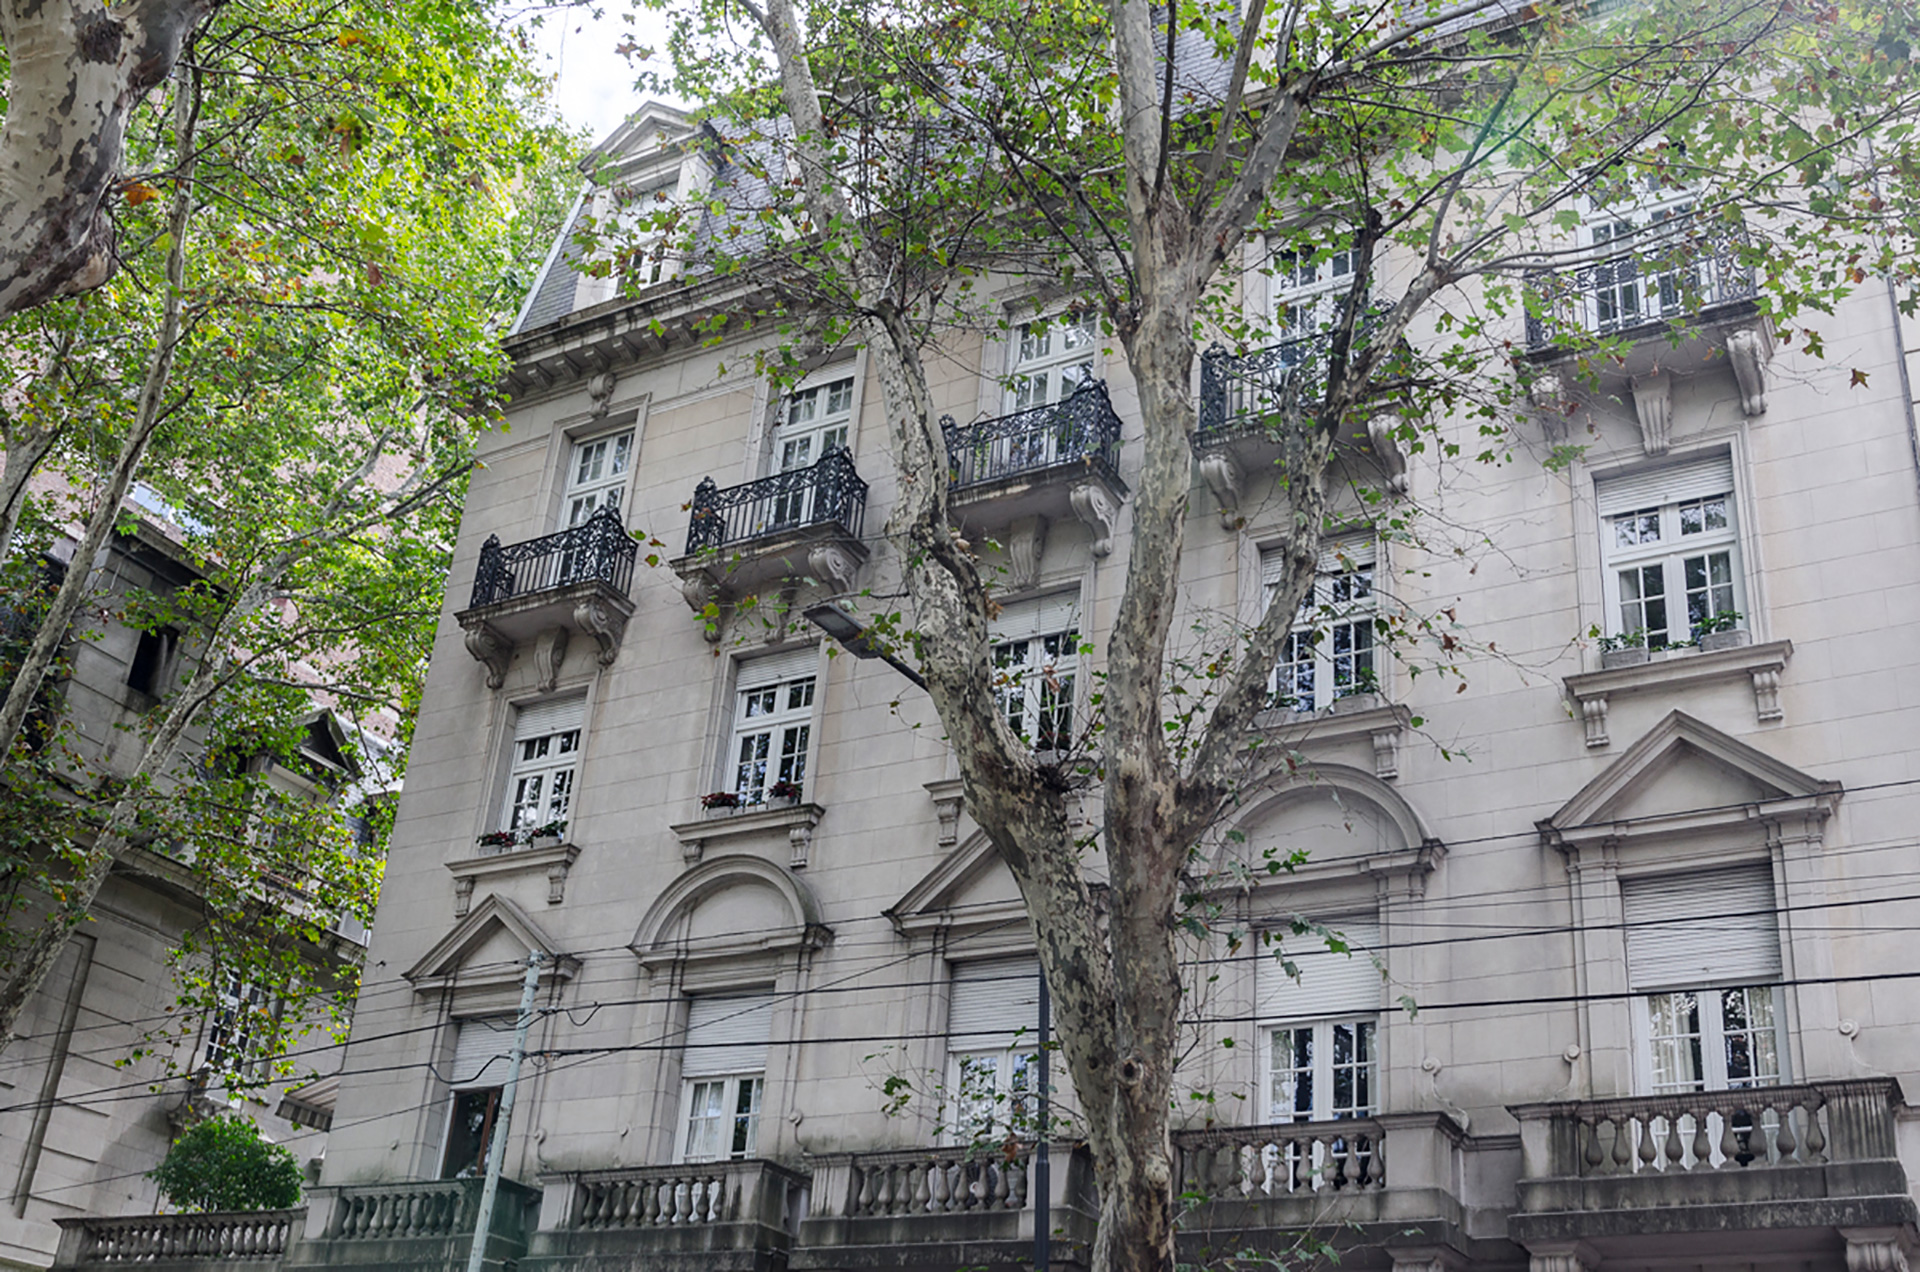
[1596,455,1744,650]
[728,648,819,804]
[990,595,1080,751]
[680,994,773,1162]
[501,697,585,834]
[1623,865,1787,1094]
[947,957,1042,1142]
[442,1016,512,1178]
[1256,920,1383,1124]
[1262,542,1377,711]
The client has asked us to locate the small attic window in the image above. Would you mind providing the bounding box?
[127,627,179,699]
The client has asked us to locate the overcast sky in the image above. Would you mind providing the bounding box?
[522,4,682,147]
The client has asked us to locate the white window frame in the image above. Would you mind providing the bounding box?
[727,652,818,804]
[200,972,271,1078]
[1268,243,1359,340]
[562,428,635,528]
[680,1072,766,1163]
[500,699,584,834]
[948,1047,1039,1143]
[1635,984,1789,1095]
[1599,483,1742,650]
[1261,1016,1380,1124]
[1265,541,1378,711]
[1577,185,1707,335]
[1006,313,1098,414]
[989,595,1081,752]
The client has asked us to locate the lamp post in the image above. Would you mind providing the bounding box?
[801,602,929,689]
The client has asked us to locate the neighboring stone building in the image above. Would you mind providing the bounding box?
[0,506,366,1271]
[53,93,1920,1272]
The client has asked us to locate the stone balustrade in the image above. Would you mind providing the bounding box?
[324,1180,481,1239]
[544,1159,808,1232]
[840,1143,1033,1217]
[1175,1119,1386,1198]
[54,1210,302,1267]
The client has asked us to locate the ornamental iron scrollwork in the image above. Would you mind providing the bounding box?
[1198,313,1382,442]
[1523,218,1757,351]
[941,381,1123,490]
[684,449,869,555]
[469,505,637,609]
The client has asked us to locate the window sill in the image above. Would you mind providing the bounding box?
[1254,701,1413,780]
[670,802,825,870]
[446,842,580,915]
[1563,638,1791,747]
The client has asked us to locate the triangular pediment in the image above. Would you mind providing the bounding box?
[888,831,1027,940]
[1543,711,1839,838]
[590,102,704,173]
[404,894,572,991]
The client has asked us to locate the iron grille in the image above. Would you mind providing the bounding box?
[1525,219,1756,351]
[685,448,869,555]
[1198,317,1380,441]
[469,505,637,608]
[942,381,1123,489]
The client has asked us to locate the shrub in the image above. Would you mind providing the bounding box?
[150,1116,302,1212]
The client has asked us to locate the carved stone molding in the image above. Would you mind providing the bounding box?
[1724,321,1774,415]
[1630,371,1672,456]
[1526,1243,1599,1272]
[586,370,619,419]
[532,625,570,693]
[1529,370,1567,412]
[679,571,724,643]
[789,823,814,870]
[1843,1229,1913,1272]
[462,620,514,689]
[1366,415,1410,495]
[1069,480,1120,557]
[1196,450,1244,529]
[925,779,965,847]
[806,542,862,594]
[1255,702,1413,782]
[445,843,582,917]
[573,595,630,665]
[1006,517,1048,590]
[670,802,826,868]
[1370,726,1402,781]
[1563,639,1792,747]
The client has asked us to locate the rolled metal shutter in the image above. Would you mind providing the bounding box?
[450,1016,515,1088]
[989,595,1080,643]
[737,646,819,690]
[948,957,1042,1052]
[683,994,775,1077]
[513,695,585,742]
[1622,864,1781,991]
[1255,920,1384,1022]
[1595,454,1734,516]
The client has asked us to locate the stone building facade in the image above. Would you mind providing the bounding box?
[60,100,1920,1272]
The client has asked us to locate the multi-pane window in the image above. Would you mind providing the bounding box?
[501,697,585,833]
[1269,246,1358,339]
[1255,919,1383,1125]
[1597,456,1743,649]
[947,957,1043,1144]
[564,430,633,527]
[1007,315,1097,413]
[1584,192,1700,334]
[1269,1019,1377,1123]
[770,374,855,526]
[989,595,1080,751]
[1264,543,1377,711]
[680,995,773,1163]
[1623,865,1787,1095]
[202,973,270,1077]
[730,649,818,803]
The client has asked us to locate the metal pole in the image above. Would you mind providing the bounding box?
[466,953,542,1272]
[1034,966,1050,1272]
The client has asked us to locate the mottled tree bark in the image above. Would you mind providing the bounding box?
[0,0,215,315]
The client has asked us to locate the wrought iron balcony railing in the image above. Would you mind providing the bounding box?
[469,506,637,609]
[943,381,1122,490]
[685,448,868,555]
[1198,318,1380,442]
[1525,219,1756,351]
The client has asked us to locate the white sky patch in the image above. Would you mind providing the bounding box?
[519,3,686,146]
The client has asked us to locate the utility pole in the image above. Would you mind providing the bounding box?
[466,952,542,1272]
[1034,967,1050,1272]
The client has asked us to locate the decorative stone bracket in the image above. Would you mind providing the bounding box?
[1630,371,1672,456]
[446,842,582,917]
[1366,415,1410,495]
[1256,701,1414,781]
[1068,480,1119,557]
[1006,517,1048,590]
[455,581,634,691]
[671,535,870,644]
[925,779,965,847]
[1721,319,1774,416]
[1198,450,1245,530]
[1564,639,1791,748]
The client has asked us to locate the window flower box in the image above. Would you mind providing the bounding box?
[1601,647,1651,670]
[1699,627,1751,653]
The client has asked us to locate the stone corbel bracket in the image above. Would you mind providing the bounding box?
[446,842,582,917]
[1196,449,1245,530]
[670,802,827,868]
[573,596,630,667]
[532,626,570,693]
[1006,517,1048,591]
[1366,415,1410,495]
[1720,318,1775,416]
[462,619,514,690]
[1630,371,1672,457]
[1564,639,1792,748]
[925,779,965,847]
[1069,479,1121,557]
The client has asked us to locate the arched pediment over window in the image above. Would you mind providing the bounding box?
[629,855,831,977]
[1214,764,1444,906]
